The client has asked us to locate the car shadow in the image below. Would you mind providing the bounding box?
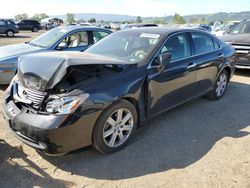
[0,139,76,188]
[234,69,250,77]
[42,80,250,180]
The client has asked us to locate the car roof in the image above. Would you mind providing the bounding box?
[57,25,112,33]
[118,26,207,36]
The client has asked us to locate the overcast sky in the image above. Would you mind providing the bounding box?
[1,0,250,18]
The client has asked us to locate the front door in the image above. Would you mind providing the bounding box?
[56,31,90,52]
[147,32,198,117]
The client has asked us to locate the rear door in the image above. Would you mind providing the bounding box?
[147,32,198,117]
[0,20,7,33]
[190,32,223,94]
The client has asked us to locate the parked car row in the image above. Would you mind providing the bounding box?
[2,26,237,155]
[0,19,43,37]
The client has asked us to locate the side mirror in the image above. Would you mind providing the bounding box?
[161,52,172,64]
[57,42,68,50]
[148,53,171,71]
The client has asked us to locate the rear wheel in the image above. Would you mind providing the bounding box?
[6,30,14,37]
[32,27,38,32]
[92,100,137,154]
[207,70,229,100]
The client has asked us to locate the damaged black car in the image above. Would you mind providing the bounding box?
[3,27,237,155]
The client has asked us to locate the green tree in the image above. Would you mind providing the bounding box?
[15,13,28,21]
[66,13,75,24]
[32,13,49,22]
[88,18,96,23]
[173,13,186,24]
[154,18,165,25]
[136,16,142,23]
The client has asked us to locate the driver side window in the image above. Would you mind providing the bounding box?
[58,31,89,49]
[161,33,191,62]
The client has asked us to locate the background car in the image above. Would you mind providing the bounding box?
[220,19,250,69]
[3,27,237,155]
[0,26,112,84]
[16,19,42,32]
[0,19,19,37]
[199,24,212,32]
[212,21,240,37]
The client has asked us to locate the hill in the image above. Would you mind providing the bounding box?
[52,11,250,23]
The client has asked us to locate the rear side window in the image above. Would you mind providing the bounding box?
[161,33,191,62]
[0,20,7,26]
[191,33,215,55]
[230,21,250,34]
[7,21,15,25]
[92,31,109,43]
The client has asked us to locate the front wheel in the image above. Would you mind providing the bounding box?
[207,70,229,100]
[32,27,38,32]
[6,30,14,37]
[92,100,137,154]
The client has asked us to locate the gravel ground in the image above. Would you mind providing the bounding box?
[0,31,249,188]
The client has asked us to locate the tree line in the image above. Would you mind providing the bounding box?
[14,12,200,25]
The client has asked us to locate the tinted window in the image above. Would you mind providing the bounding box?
[191,33,214,55]
[161,33,191,61]
[230,21,250,34]
[0,20,7,26]
[86,31,161,62]
[92,31,109,43]
[7,21,15,25]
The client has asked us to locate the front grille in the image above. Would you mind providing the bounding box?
[13,82,47,108]
[231,43,250,55]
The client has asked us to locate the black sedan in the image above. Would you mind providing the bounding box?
[3,27,237,155]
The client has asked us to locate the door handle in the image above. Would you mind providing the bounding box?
[187,63,197,69]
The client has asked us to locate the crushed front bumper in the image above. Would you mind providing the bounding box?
[3,88,100,155]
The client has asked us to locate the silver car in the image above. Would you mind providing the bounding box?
[0,26,112,84]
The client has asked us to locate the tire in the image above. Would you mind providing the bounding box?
[6,30,14,37]
[92,100,137,154]
[207,70,229,100]
[32,27,38,32]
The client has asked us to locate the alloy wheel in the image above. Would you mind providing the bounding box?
[7,31,14,37]
[103,108,134,148]
[215,73,227,97]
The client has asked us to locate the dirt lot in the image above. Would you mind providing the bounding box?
[0,32,250,188]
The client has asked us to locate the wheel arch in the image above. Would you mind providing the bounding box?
[223,66,232,81]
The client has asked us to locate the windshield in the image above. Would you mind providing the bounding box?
[29,28,68,48]
[86,31,161,62]
[230,21,250,34]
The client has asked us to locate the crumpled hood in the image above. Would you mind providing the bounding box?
[220,34,250,44]
[18,51,135,91]
[0,43,42,61]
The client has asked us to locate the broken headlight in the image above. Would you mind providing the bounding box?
[46,94,89,115]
